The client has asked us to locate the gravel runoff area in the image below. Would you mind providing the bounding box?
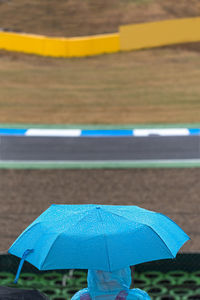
[0,168,199,253]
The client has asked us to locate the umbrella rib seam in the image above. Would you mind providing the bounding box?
[40,207,102,270]
[140,224,175,258]
[96,209,112,272]
[105,210,175,258]
[40,232,63,270]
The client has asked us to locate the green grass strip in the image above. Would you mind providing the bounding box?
[1,160,200,169]
[0,123,200,129]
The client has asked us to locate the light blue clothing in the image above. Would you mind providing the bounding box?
[71,268,150,300]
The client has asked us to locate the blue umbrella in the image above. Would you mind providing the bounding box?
[8,204,190,282]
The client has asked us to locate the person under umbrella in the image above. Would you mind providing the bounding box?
[71,267,150,300]
[8,203,190,299]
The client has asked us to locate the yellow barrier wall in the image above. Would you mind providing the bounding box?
[68,34,120,57]
[120,17,200,51]
[1,17,200,57]
[0,32,47,55]
[0,32,120,57]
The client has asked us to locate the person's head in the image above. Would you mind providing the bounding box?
[87,267,131,294]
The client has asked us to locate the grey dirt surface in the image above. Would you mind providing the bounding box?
[0,168,199,254]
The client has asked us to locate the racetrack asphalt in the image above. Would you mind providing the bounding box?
[0,135,200,161]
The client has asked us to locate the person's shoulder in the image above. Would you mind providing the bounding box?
[71,288,89,300]
[127,288,151,299]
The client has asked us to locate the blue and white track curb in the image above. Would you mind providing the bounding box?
[0,128,200,137]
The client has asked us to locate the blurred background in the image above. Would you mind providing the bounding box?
[0,0,200,299]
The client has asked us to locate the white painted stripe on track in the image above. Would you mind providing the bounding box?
[133,128,190,136]
[25,129,82,137]
[2,128,195,137]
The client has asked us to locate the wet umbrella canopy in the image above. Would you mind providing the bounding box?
[8,205,190,280]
